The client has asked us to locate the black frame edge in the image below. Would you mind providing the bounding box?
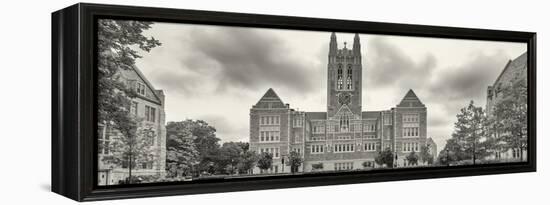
[51,3,537,202]
[52,3,84,201]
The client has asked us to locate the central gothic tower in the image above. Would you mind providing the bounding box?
[327,33,362,121]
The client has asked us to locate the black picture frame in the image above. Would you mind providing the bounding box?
[52,3,536,202]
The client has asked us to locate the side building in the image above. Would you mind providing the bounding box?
[97,66,167,185]
[485,52,527,162]
[249,33,434,173]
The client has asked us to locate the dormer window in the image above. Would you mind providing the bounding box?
[136,82,146,96]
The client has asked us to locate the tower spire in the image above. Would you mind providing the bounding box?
[329,32,337,56]
[353,33,361,56]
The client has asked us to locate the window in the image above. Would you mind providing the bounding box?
[98,125,111,155]
[146,130,156,146]
[136,82,146,96]
[311,145,324,154]
[145,105,156,122]
[346,65,353,90]
[334,162,354,171]
[293,148,301,153]
[334,144,355,153]
[293,116,303,127]
[340,115,350,132]
[383,115,392,125]
[337,65,344,90]
[363,135,378,139]
[402,142,419,152]
[130,101,138,116]
[259,131,280,142]
[259,147,280,158]
[363,142,378,151]
[260,115,280,125]
[403,127,419,137]
[335,135,352,140]
[403,114,419,123]
[312,125,324,134]
[363,123,376,132]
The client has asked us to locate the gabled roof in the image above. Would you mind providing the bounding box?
[492,52,528,87]
[131,65,163,104]
[397,89,425,108]
[252,88,288,109]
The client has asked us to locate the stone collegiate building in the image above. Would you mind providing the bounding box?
[97,66,167,185]
[486,52,528,161]
[250,33,436,174]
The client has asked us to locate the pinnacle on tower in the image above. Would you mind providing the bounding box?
[329,32,338,56]
[353,33,361,56]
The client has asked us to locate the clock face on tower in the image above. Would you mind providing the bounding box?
[338,93,351,105]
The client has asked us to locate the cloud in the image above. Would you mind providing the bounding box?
[152,27,318,96]
[199,115,248,143]
[365,37,437,90]
[427,51,509,104]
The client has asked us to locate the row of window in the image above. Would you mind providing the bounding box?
[129,102,157,122]
[311,145,325,153]
[364,142,379,151]
[334,144,355,153]
[259,131,280,142]
[403,127,419,137]
[259,147,280,158]
[336,65,353,90]
[403,114,419,122]
[312,124,376,134]
[402,142,419,152]
[260,116,280,125]
[334,162,354,171]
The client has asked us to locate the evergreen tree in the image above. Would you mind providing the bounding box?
[440,101,490,165]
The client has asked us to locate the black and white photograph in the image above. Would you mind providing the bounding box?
[96,19,529,186]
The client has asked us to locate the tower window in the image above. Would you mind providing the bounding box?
[337,65,343,90]
[346,65,353,90]
[340,114,350,132]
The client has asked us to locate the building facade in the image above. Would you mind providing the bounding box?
[485,52,528,162]
[249,33,434,173]
[97,66,167,185]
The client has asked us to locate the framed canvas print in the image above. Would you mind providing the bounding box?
[52,3,536,201]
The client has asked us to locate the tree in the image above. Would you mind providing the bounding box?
[237,149,259,174]
[103,125,159,183]
[489,75,528,160]
[419,145,434,165]
[216,142,246,175]
[97,19,161,183]
[164,120,221,175]
[406,151,419,166]
[440,101,490,165]
[375,148,394,168]
[165,122,200,178]
[257,152,273,173]
[285,151,303,173]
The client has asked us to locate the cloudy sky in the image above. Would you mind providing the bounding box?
[134,22,526,152]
